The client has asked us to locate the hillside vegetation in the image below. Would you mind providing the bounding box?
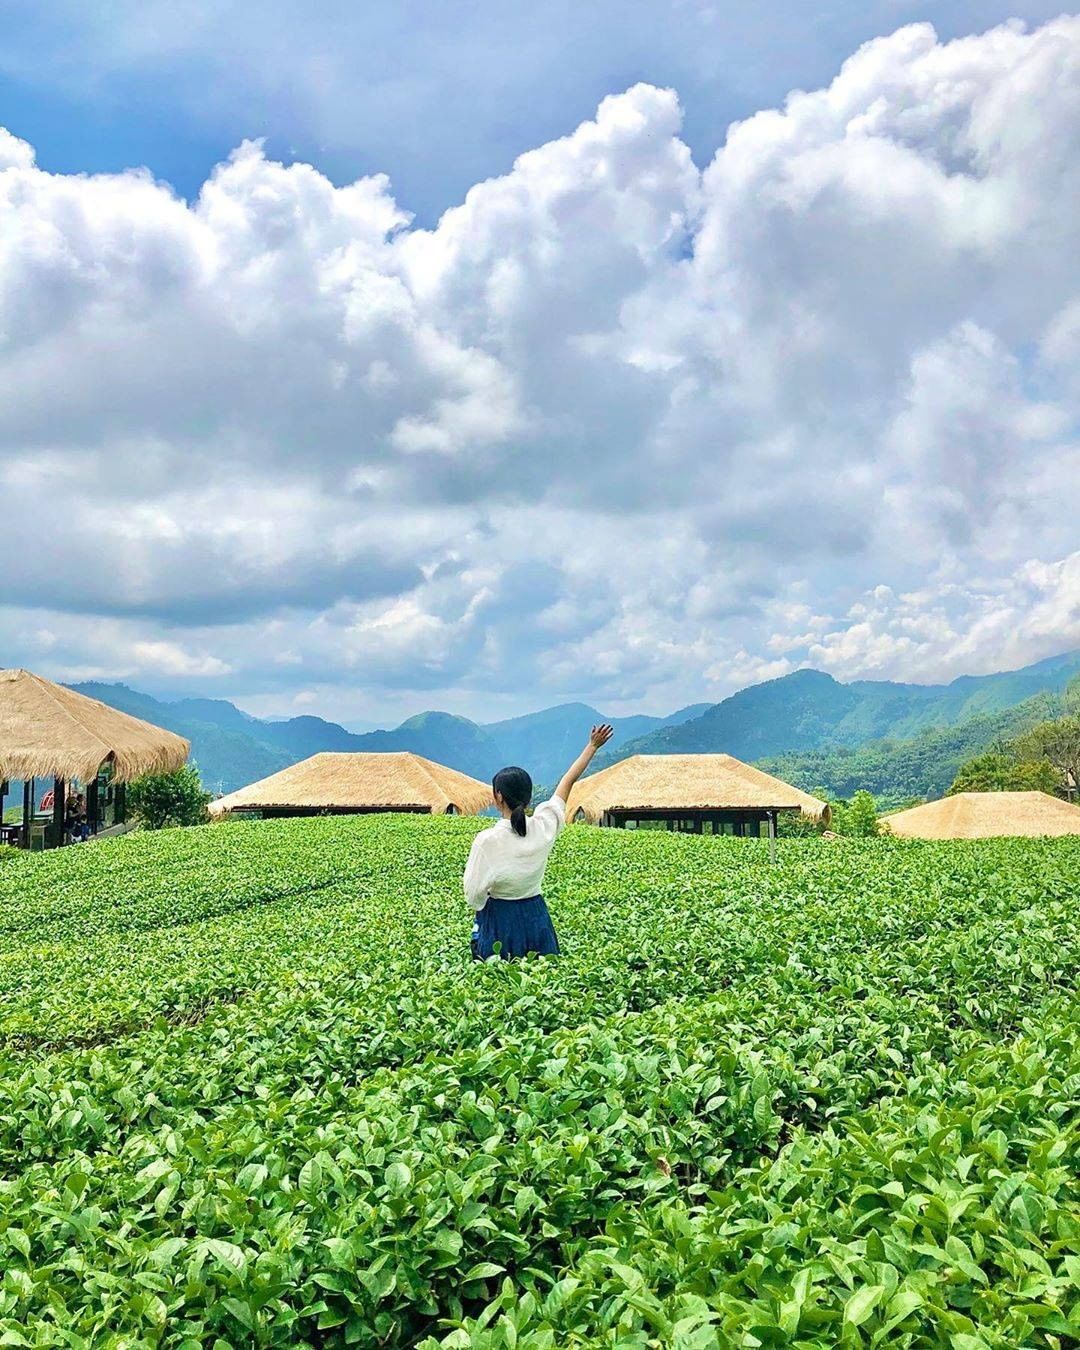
[1,816,1079,1344]
[609,650,1080,764]
[758,691,1067,806]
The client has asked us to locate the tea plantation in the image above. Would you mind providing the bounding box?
[1,816,1079,1347]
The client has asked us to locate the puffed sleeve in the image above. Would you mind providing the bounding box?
[463,833,491,912]
[529,793,566,844]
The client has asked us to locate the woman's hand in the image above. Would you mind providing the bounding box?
[554,724,615,804]
[589,724,614,750]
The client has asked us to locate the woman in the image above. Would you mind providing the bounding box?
[464,723,613,960]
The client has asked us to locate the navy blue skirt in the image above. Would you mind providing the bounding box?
[471,895,560,961]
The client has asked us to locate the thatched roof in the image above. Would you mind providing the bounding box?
[884,791,1080,840]
[0,668,190,784]
[566,754,828,824]
[209,752,493,816]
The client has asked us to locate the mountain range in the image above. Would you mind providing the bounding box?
[69,647,1080,801]
[67,685,710,793]
[599,649,1080,763]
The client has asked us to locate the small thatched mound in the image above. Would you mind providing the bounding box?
[209,752,493,816]
[0,668,190,784]
[884,791,1080,840]
[566,754,828,824]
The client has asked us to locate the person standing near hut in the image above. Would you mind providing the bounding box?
[464,724,614,959]
[69,790,90,842]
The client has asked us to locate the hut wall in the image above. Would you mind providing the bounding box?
[603,808,782,834]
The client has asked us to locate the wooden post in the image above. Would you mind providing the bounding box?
[768,811,777,865]
[22,778,33,849]
[87,777,99,835]
[52,777,65,848]
[115,782,127,825]
[0,781,5,837]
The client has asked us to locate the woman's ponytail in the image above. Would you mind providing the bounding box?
[493,766,532,838]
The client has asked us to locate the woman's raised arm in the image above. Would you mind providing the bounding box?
[554,724,614,804]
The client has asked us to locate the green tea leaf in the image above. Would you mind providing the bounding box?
[844,1284,886,1328]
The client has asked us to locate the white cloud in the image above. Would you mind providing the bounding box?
[801,550,1080,682]
[0,16,1078,717]
[0,128,33,170]
[130,641,232,677]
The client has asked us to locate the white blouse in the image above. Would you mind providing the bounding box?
[463,795,566,912]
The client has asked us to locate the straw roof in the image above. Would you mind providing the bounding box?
[566,754,828,824]
[209,751,493,816]
[0,668,190,784]
[884,791,1080,840]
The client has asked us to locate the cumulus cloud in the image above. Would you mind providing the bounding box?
[1,16,1078,719]
[804,550,1080,682]
[130,641,232,677]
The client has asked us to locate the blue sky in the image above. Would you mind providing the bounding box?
[0,3,1078,724]
[2,0,1068,220]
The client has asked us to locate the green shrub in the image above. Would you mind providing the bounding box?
[126,761,213,830]
[829,788,881,836]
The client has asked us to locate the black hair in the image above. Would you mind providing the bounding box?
[492,766,532,837]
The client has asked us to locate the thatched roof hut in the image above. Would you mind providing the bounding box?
[209,752,493,818]
[566,754,828,832]
[884,791,1080,840]
[0,668,189,784]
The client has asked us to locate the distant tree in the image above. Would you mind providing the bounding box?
[947,751,1060,796]
[1009,716,1080,799]
[1014,760,1062,793]
[828,790,881,837]
[846,790,881,837]
[127,763,213,830]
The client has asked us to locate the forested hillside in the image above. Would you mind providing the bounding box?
[608,651,1080,764]
[758,692,1065,805]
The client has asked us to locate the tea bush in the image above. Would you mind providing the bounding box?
[0,815,1077,1346]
